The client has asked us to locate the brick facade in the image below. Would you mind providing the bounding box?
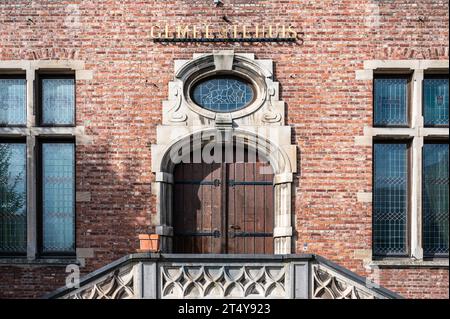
[0,0,448,298]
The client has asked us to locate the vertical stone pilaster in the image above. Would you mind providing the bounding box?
[291,262,309,299]
[274,173,293,254]
[141,262,158,299]
[154,172,174,253]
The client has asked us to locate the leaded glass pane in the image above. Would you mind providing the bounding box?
[0,79,26,126]
[42,143,75,253]
[374,78,408,126]
[373,143,408,256]
[191,76,254,112]
[42,78,75,125]
[0,143,26,253]
[424,78,449,127]
[423,143,449,257]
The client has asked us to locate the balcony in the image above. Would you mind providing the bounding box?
[46,254,402,299]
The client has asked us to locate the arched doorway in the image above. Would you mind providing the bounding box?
[172,152,274,254]
[151,51,297,254]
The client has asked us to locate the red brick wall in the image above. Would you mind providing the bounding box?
[0,0,448,299]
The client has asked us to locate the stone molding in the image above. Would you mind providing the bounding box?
[152,51,297,254]
[353,59,449,262]
[0,59,93,261]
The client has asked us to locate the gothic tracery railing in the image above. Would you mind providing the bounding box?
[47,254,402,299]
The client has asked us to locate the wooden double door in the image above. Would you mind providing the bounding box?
[173,161,274,254]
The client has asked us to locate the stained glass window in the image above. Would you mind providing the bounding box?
[0,78,26,126]
[423,143,449,257]
[0,142,26,254]
[374,77,408,126]
[41,78,75,125]
[191,76,254,112]
[42,142,75,253]
[423,77,449,127]
[373,143,408,256]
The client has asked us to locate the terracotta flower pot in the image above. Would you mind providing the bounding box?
[138,234,160,252]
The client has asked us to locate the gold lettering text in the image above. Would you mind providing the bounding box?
[150,25,161,38]
[242,25,248,38]
[287,25,297,38]
[177,25,190,38]
[164,24,169,38]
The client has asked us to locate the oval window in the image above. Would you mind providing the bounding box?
[191,76,255,112]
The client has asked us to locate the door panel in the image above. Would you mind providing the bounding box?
[227,162,274,254]
[173,163,222,254]
[245,162,256,254]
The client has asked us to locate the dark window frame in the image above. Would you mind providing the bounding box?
[36,73,76,127]
[0,74,27,128]
[422,139,449,259]
[0,137,27,257]
[373,74,412,128]
[36,138,76,257]
[372,138,412,258]
[423,74,449,128]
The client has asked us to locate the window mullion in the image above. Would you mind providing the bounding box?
[26,69,35,128]
[410,69,424,259]
[411,69,424,127]
[26,135,36,259]
[411,136,423,259]
[25,69,37,260]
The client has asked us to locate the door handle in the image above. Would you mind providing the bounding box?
[213,179,221,187]
[229,225,241,230]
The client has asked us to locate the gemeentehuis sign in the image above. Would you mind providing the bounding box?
[150,24,303,42]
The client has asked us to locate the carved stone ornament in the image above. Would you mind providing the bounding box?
[161,264,287,299]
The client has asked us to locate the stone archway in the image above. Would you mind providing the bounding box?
[152,127,295,254]
[151,51,297,254]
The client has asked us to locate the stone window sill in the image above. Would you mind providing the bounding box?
[0,258,79,266]
[369,258,449,268]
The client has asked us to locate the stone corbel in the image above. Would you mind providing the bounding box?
[263,85,282,124]
[165,81,187,124]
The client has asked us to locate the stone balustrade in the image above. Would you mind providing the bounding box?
[46,254,402,299]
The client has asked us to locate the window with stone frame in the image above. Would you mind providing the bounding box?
[0,63,84,261]
[372,70,449,259]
